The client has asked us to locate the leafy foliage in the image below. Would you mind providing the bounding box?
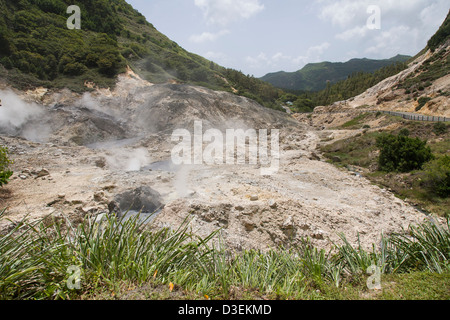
[0,0,127,91]
[433,122,448,136]
[428,10,450,52]
[423,155,450,198]
[416,97,432,111]
[309,62,408,108]
[0,145,13,187]
[397,45,450,94]
[0,210,448,300]
[376,133,434,172]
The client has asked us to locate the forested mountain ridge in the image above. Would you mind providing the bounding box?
[260,55,411,92]
[0,0,283,110]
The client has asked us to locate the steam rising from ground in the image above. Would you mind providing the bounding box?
[105,147,151,172]
[0,89,45,139]
[76,92,120,118]
[174,165,193,198]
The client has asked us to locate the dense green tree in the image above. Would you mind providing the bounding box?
[304,62,408,107]
[376,134,434,173]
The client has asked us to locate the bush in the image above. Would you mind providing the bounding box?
[423,155,450,198]
[433,122,448,136]
[63,62,88,76]
[398,128,410,137]
[293,98,314,113]
[376,134,434,172]
[416,97,431,111]
[0,146,13,187]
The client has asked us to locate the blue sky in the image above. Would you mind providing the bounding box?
[126,0,449,77]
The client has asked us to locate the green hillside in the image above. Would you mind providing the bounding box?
[261,55,411,92]
[0,0,283,110]
[427,10,450,52]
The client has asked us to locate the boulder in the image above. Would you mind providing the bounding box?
[112,186,164,216]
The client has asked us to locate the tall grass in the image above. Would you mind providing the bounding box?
[0,210,48,299]
[0,208,449,300]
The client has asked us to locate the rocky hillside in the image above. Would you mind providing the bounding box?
[0,67,297,146]
[315,11,450,117]
[314,44,449,117]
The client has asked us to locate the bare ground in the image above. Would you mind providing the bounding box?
[0,69,433,252]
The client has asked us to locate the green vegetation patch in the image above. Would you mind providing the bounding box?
[0,209,449,300]
[340,113,374,129]
[321,117,450,216]
[416,97,432,111]
[427,11,450,52]
[398,48,450,94]
[376,134,433,173]
[0,145,13,187]
[379,272,450,300]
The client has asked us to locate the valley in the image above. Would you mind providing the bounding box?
[0,0,448,302]
[0,68,434,253]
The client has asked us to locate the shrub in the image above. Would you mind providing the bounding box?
[63,62,88,76]
[0,146,13,187]
[293,98,315,113]
[433,122,447,136]
[398,128,410,137]
[376,134,434,172]
[416,97,431,111]
[423,155,450,198]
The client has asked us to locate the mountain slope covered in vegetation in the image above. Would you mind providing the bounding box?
[261,55,411,92]
[0,0,283,110]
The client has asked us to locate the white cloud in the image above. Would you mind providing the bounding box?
[335,25,368,41]
[292,42,331,65]
[319,0,367,28]
[364,25,417,56]
[194,0,265,26]
[307,42,331,57]
[189,29,230,43]
[317,0,448,56]
[245,52,270,69]
[246,42,331,71]
[318,0,430,28]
